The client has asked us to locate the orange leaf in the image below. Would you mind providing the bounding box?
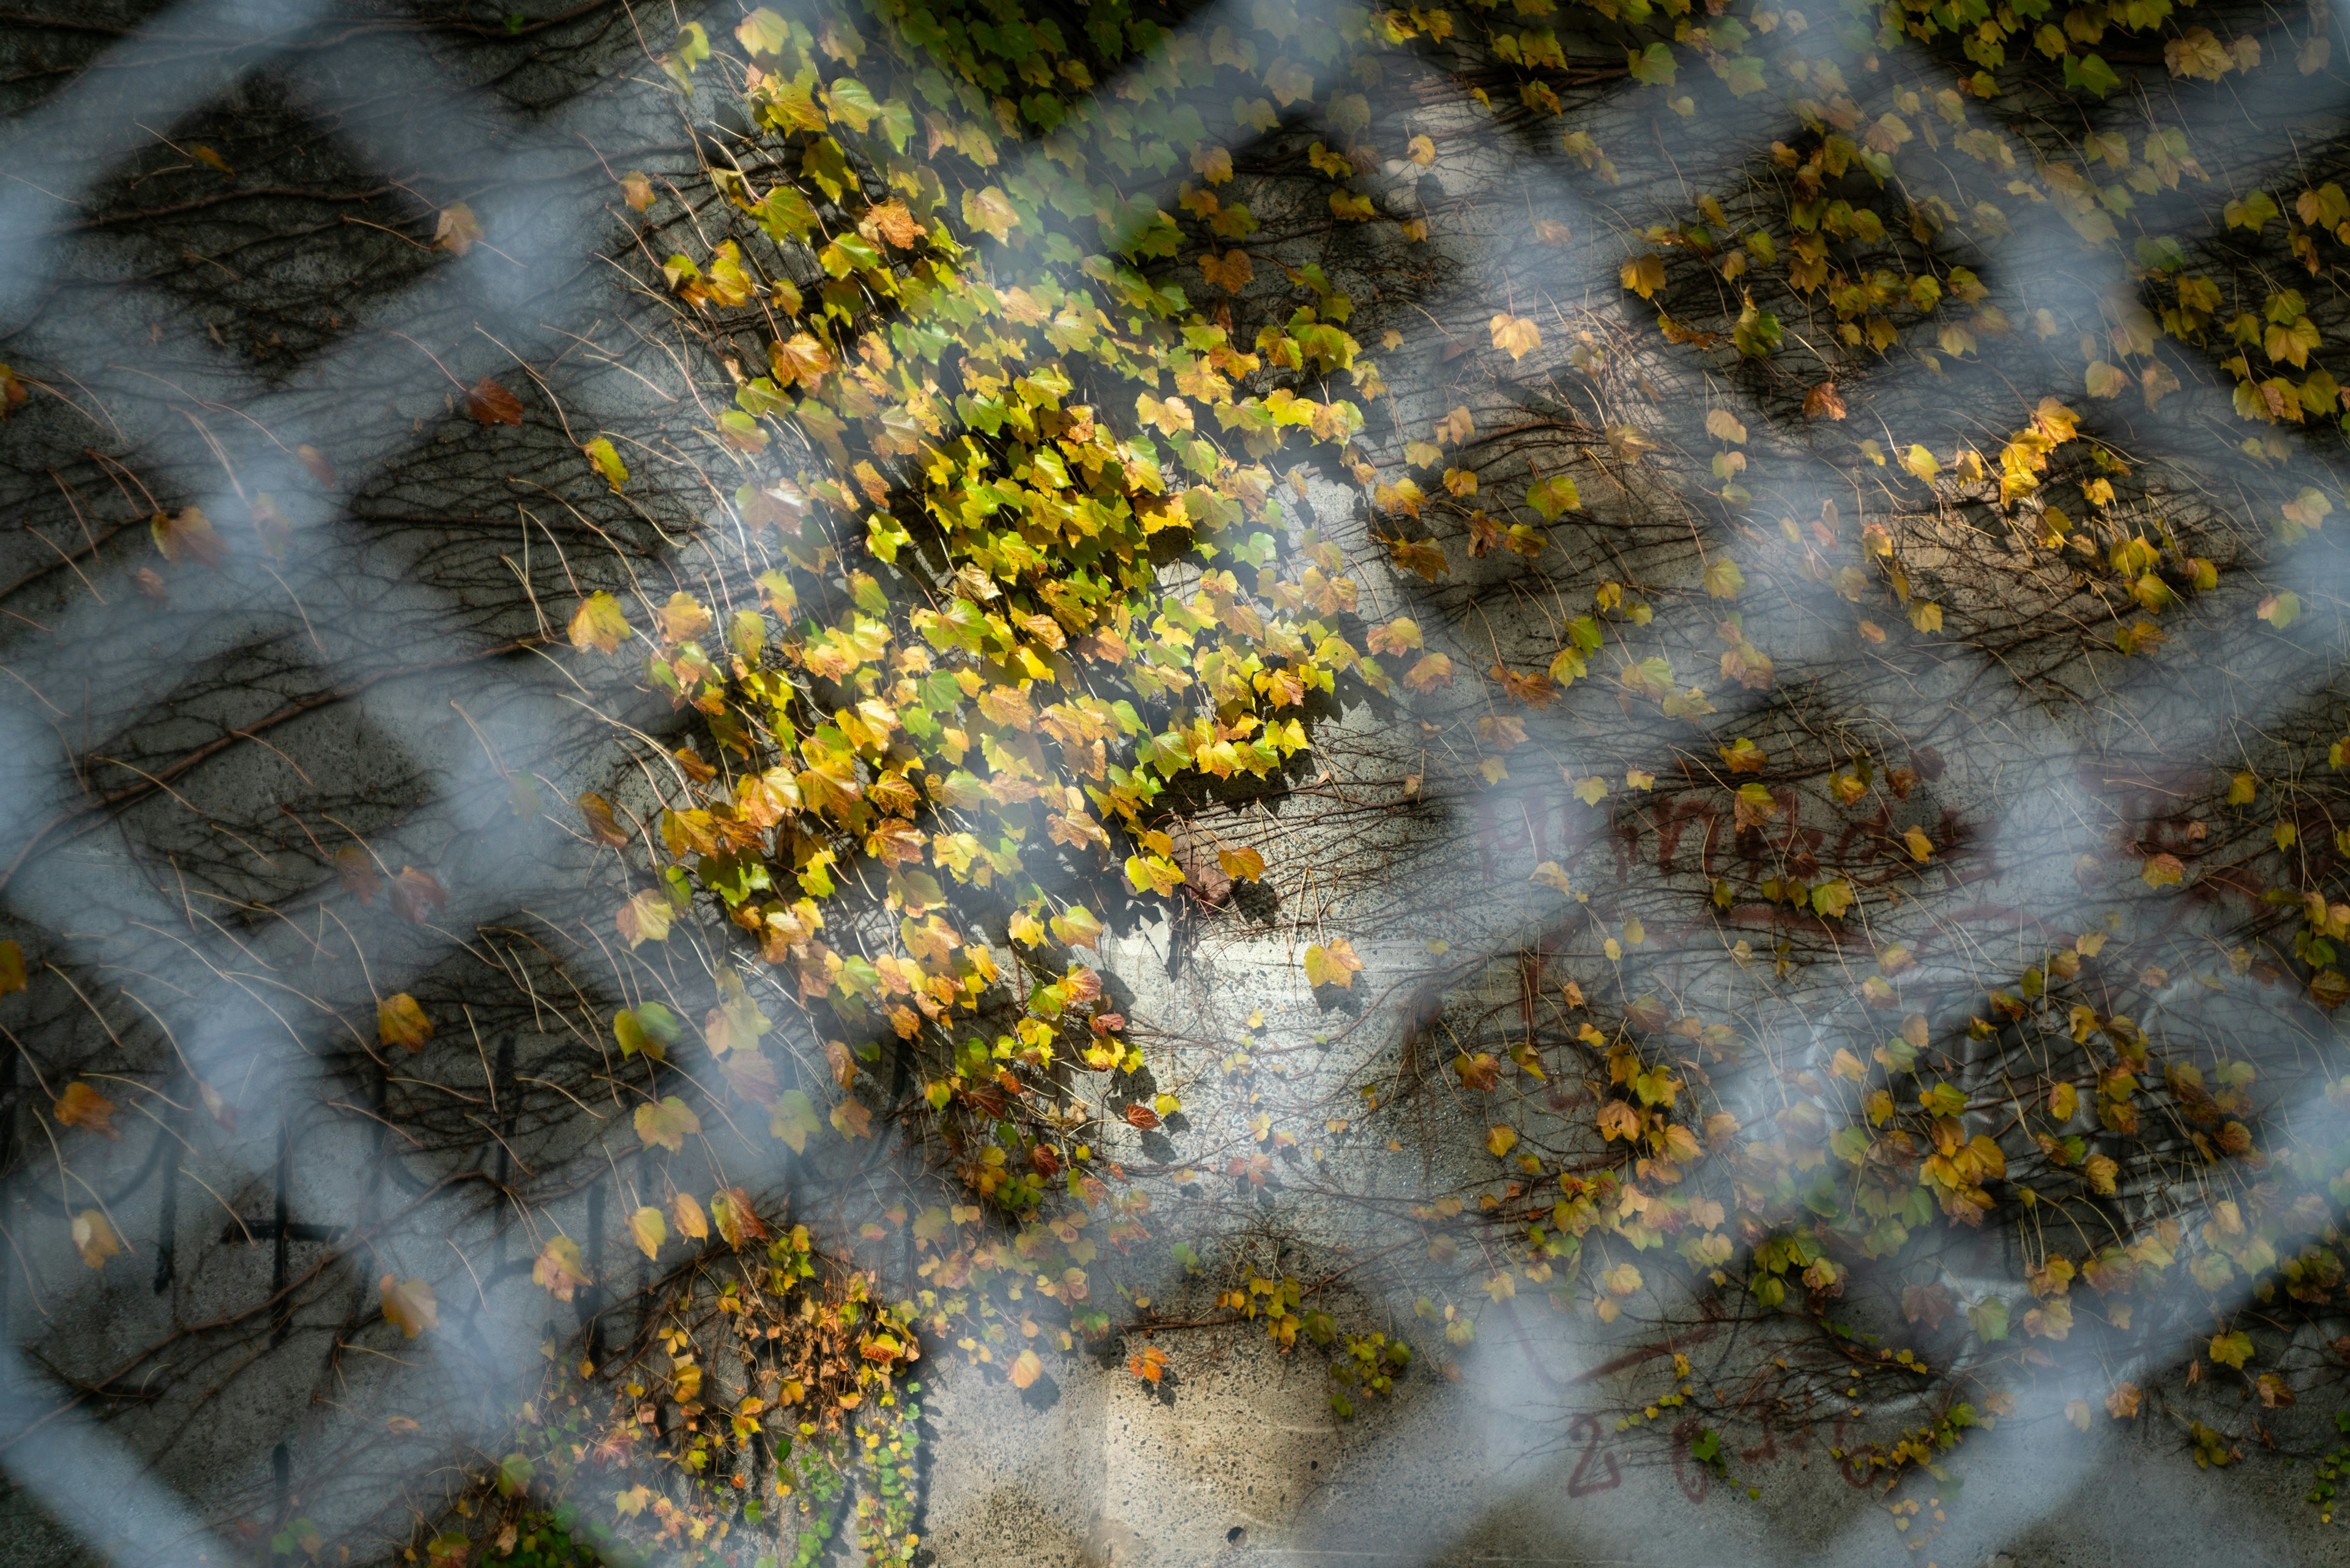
[55,1081,119,1139]
[1199,249,1255,290]
[381,1274,438,1337]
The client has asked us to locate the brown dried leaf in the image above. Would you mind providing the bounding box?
[465,377,524,426]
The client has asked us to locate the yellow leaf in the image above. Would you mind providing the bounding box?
[0,940,23,995]
[1010,1348,1043,1389]
[634,1095,702,1152]
[381,1275,438,1337]
[1486,1125,1518,1157]
[2141,853,2185,887]
[630,1205,668,1259]
[568,590,632,652]
[1218,847,1266,881]
[378,993,433,1051]
[534,1237,591,1302]
[671,1190,710,1240]
[616,889,673,946]
[1603,1263,1643,1296]
[1621,254,1666,298]
[1303,939,1364,988]
[1489,313,1542,360]
[1903,826,1934,862]
[581,436,629,490]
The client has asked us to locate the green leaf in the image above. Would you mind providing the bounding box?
[734,7,788,56]
[1526,474,1580,520]
[770,1089,820,1154]
[634,1095,701,1152]
[1627,41,1677,84]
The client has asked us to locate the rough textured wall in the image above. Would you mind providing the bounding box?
[4,0,2350,1565]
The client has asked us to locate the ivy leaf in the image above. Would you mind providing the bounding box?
[1621,254,1665,299]
[1048,906,1104,949]
[619,170,654,212]
[465,378,523,425]
[54,1081,118,1138]
[2141,853,2185,887]
[1488,313,1542,360]
[380,1274,438,1337]
[758,187,817,243]
[390,867,447,924]
[1124,854,1185,896]
[433,203,483,256]
[1705,409,1747,443]
[1009,1348,1044,1389]
[72,1209,121,1269]
[2258,591,2301,627]
[770,1089,821,1153]
[634,1095,701,1152]
[567,591,632,652]
[0,940,23,995]
[1217,847,1265,881]
[617,889,674,946]
[1486,1125,1518,1157]
[1304,938,1364,988]
[1526,474,1580,519]
[712,1186,770,1247]
[962,186,1021,241]
[2209,1329,2255,1369]
[629,1205,666,1260]
[611,1006,680,1067]
[335,846,381,902]
[735,6,788,55]
[1967,1295,2010,1341]
[377,993,433,1052]
[151,507,225,568]
[1703,557,1745,599]
[581,436,629,489]
[671,1191,709,1240]
[1199,249,1255,290]
[1626,40,1677,84]
[1734,301,1783,359]
[496,1452,535,1498]
[534,1237,591,1301]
